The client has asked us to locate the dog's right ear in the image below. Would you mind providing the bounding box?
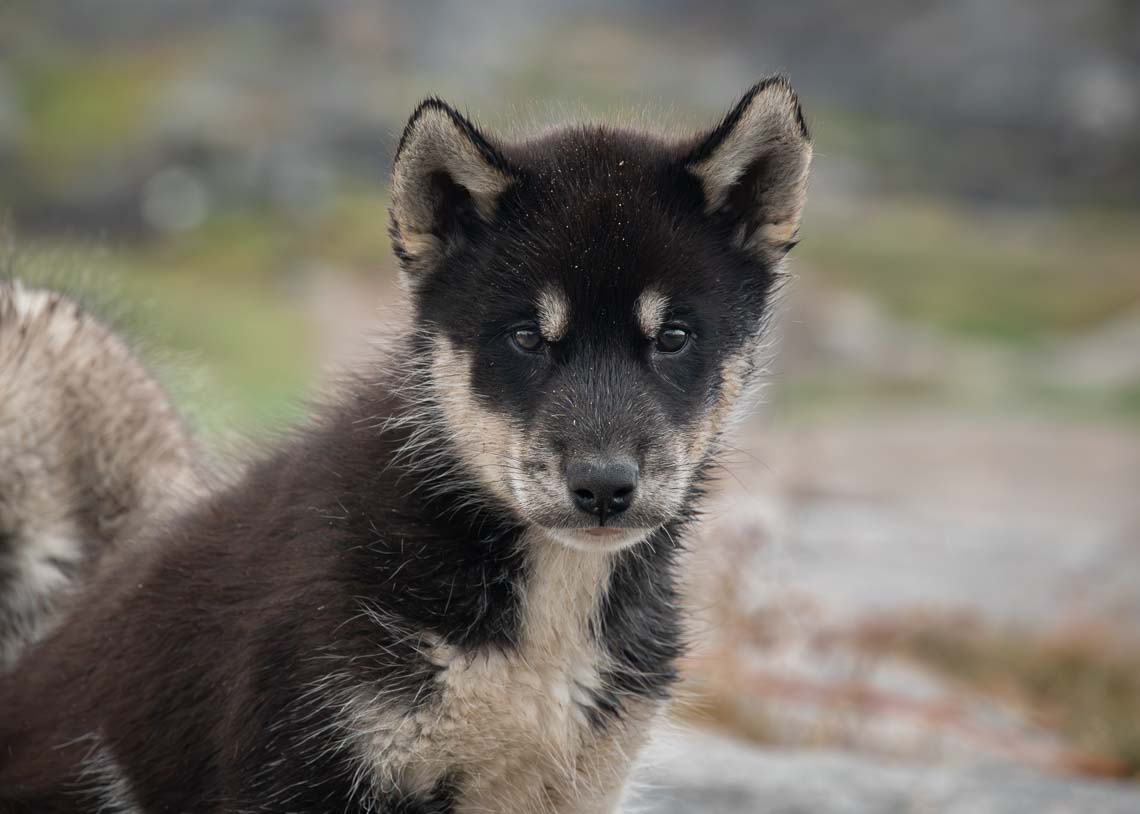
[389,99,516,285]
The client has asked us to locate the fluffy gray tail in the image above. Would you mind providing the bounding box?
[0,280,202,667]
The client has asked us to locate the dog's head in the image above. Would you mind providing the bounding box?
[390,78,810,551]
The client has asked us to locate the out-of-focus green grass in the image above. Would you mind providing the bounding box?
[10,191,394,439]
[770,359,1140,423]
[775,199,1140,422]
[800,201,1140,342]
[15,238,314,437]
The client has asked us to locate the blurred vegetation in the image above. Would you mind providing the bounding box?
[801,203,1140,342]
[891,623,1140,779]
[16,48,178,186]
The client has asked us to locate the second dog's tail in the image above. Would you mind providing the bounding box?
[0,280,202,668]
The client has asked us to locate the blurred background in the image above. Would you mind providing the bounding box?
[2,1,1139,809]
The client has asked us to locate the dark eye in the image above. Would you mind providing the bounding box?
[511,328,545,353]
[654,327,690,353]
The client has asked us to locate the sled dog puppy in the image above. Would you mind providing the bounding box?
[0,77,810,813]
[0,281,200,669]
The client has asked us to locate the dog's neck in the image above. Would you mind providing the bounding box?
[517,529,614,650]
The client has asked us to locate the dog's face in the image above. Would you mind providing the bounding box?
[390,79,811,551]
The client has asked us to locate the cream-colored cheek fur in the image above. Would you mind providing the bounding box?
[430,339,518,506]
[344,530,660,812]
[686,345,755,466]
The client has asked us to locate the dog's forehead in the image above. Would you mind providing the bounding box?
[515,221,682,334]
[508,125,678,180]
[496,130,703,315]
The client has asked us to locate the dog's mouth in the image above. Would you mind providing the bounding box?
[581,528,624,538]
[540,525,655,552]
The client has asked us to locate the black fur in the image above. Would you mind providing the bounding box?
[0,390,518,812]
[0,78,810,812]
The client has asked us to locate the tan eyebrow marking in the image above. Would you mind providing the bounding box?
[536,288,570,341]
[635,288,668,337]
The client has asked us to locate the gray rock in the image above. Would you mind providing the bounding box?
[631,730,1140,814]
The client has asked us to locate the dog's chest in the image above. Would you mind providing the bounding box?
[356,540,656,812]
[426,634,608,808]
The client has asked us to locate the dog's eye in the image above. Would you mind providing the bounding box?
[654,327,689,353]
[511,328,545,353]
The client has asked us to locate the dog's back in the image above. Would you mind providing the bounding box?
[0,280,201,667]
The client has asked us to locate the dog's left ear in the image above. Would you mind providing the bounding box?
[685,77,812,263]
[390,98,516,284]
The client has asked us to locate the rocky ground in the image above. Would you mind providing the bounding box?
[633,729,1140,814]
[685,411,1140,765]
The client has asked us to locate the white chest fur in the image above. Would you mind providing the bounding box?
[348,532,659,813]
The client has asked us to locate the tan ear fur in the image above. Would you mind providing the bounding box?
[686,77,812,260]
[390,100,516,282]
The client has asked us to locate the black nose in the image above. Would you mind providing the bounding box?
[566,458,639,524]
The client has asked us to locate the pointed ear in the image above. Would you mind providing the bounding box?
[684,77,812,263]
[389,99,516,284]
